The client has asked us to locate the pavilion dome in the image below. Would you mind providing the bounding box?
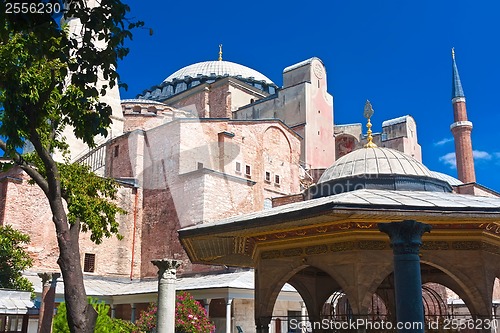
[319,147,433,182]
[163,60,274,85]
[308,147,452,199]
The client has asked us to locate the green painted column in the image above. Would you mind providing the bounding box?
[379,220,431,333]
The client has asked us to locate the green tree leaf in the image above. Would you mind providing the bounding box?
[0,0,143,331]
[0,225,34,293]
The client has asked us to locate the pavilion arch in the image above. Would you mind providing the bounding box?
[255,259,355,329]
[356,258,495,322]
[419,260,492,317]
[285,265,346,324]
[255,262,310,325]
[358,260,395,315]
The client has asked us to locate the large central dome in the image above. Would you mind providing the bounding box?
[163,60,274,85]
[137,60,277,101]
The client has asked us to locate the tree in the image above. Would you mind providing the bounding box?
[0,1,142,332]
[53,298,136,333]
[134,291,216,333]
[0,225,34,292]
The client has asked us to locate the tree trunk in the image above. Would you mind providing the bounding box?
[26,131,98,332]
[52,201,97,332]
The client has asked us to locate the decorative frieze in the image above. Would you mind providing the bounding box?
[282,248,303,257]
[452,241,481,250]
[421,241,449,250]
[305,244,328,255]
[260,240,389,259]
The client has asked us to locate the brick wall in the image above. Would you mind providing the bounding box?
[134,119,301,276]
[0,167,140,277]
[271,194,304,208]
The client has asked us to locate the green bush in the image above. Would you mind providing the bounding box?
[53,298,136,333]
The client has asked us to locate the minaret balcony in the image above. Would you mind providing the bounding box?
[450,120,473,130]
[452,96,466,103]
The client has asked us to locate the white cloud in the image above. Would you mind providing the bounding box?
[440,150,495,169]
[472,150,492,160]
[434,137,454,146]
[439,152,456,168]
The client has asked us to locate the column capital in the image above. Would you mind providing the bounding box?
[378,220,431,255]
[153,259,179,332]
[151,258,181,279]
[38,272,61,287]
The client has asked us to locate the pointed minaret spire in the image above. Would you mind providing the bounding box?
[218,44,223,61]
[450,48,476,183]
[451,48,465,98]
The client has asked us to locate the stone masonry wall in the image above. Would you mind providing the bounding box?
[0,167,140,278]
[169,86,209,118]
[103,119,301,277]
[208,83,230,118]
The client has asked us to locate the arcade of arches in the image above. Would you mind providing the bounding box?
[180,194,500,332]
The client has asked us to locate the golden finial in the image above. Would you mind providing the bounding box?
[452,47,455,60]
[218,44,223,61]
[363,100,377,148]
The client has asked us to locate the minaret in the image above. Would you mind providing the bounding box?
[450,48,476,183]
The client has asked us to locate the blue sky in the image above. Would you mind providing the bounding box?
[118,0,500,192]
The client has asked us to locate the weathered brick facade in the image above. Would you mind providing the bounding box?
[0,167,142,278]
[102,118,301,277]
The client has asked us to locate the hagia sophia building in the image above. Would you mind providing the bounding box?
[1,46,500,333]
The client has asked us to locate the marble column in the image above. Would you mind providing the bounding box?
[225,298,233,333]
[152,259,181,333]
[130,303,136,323]
[300,301,307,327]
[37,272,60,333]
[379,220,431,333]
[203,298,211,318]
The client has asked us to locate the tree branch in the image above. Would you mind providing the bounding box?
[0,139,49,195]
[38,69,59,152]
[27,127,61,199]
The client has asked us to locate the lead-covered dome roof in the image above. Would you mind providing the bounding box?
[319,147,432,182]
[307,147,452,199]
[137,60,277,101]
[163,60,274,85]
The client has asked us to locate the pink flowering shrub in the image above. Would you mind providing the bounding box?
[134,303,157,333]
[134,291,215,333]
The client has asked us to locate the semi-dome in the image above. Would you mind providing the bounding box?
[307,147,452,199]
[163,60,274,85]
